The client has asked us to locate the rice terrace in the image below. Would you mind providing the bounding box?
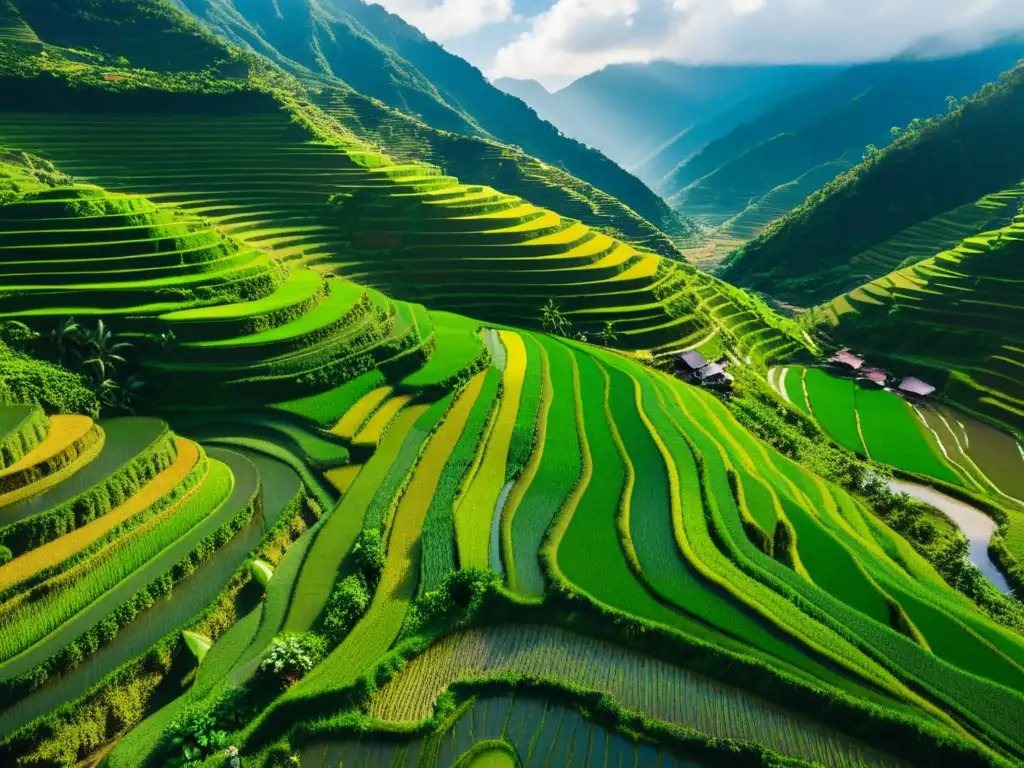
[2,2,1024,767]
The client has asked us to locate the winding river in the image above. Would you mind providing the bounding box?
[889,479,1012,594]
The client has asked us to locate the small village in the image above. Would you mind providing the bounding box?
[824,348,937,402]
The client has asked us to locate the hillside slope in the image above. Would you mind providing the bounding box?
[168,0,694,244]
[810,211,1024,434]
[668,45,1024,234]
[308,84,692,259]
[0,25,803,362]
[496,62,838,173]
[4,7,1024,768]
[721,60,1024,306]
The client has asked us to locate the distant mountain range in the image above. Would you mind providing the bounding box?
[499,43,1024,241]
[494,64,841,173]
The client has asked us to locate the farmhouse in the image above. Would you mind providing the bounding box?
[898,377,936,399]
[829,348,864,371]
[675,350,708,374]
[696,363,733,389]
[857,368,889,388]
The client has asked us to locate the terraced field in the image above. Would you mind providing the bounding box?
[317,88,691,259]
[772,367,963,483]
[369,625,906,767]
[306,694,755,768]
[0,102,805,360]
[2,8,1024,768]
[811,211,1024,434]
[0,407,290,743]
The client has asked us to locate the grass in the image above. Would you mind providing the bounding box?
[855,388,962,484]
[401,312,484,390]
[454,331,527,570]
[803,369,865,455]
[353,394,415,448]
[506,336,582,597]
[274,371,386,430]
[332,387,394,440]
[0,437,201,592]
[504,331,543,484]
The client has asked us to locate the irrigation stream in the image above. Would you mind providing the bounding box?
[889,480,1012,594]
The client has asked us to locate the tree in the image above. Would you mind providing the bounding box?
[103,374,146,415]
[47,317,82,366]
[946,94,959,112]
[890,126,902,139]
[80,319,132,383]
[598,320,619,347]
[540,299,571,337]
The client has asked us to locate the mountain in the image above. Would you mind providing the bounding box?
[492,77,551,109]
[3,5,1024,768]
[497,62,840,175]
[668,43,1024,236]
[633,72,843,188]
[721,59,1024,305]
[810,201,1024,434]
[170,0,693,245]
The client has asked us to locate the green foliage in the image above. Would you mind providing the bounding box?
[0,339,97,416]
[351,528,385,589]
[257,633,328,691]
[0,545,11,566]
[724,60,1024,304]
[321,575,370,645]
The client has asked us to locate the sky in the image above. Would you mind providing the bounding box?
[369,0,1024,91]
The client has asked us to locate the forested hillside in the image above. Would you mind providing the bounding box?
[1,3,1024,768]
[168,0,694,244]
[722,59,1024,304]
[668,45,1024,236]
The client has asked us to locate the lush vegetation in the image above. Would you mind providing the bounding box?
[172,0,696,248]
[0,5,1022,768]
[723,59,1024,305]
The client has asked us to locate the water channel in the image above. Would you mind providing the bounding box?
[889,479,1012,594]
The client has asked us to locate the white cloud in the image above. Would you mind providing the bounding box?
[490,0,1024,87]
[369,0,513,41]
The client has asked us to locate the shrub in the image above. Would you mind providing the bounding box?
[321,574,370,644]
[352,528,385,587]
[0,545,11,566]
[258,633,327,690]
[166,702,231,767]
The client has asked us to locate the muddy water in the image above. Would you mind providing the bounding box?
[889,479,1012,594]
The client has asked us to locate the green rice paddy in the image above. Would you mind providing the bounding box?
[1,13,1022,768]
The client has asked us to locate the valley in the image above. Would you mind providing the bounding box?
[0,2,1023,768]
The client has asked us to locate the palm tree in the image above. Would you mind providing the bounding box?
[81,319,133,383]
[48,317,82,365]
[540,299,571,337]
[598,320,618,347]
[105,374,146,415]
